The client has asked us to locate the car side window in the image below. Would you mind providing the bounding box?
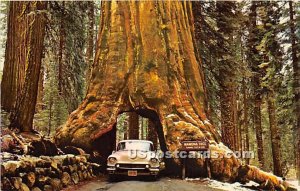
[117,142,125,151]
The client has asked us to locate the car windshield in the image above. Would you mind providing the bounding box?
[117,141,154,151]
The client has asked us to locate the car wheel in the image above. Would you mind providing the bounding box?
[150,175,158,181]
[108,174,118,182]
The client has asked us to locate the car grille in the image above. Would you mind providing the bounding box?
[118,164,146,169]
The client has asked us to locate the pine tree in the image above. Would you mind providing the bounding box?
[216,1,238,151]
[288,1,300,182]
[247,1,265,169]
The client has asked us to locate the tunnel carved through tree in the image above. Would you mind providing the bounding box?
[54,1,289,188]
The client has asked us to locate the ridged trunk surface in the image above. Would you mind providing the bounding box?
[55,2,286,187]
[1,2,27,112]
[267,92,282,177]
[8,1,47,132]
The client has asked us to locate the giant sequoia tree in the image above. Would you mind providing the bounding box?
[55,1,287,187]
[1,1,47,131]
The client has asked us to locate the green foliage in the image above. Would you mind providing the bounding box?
[34,54,69,136]
[33,2,91,135]
[194,1,298,176]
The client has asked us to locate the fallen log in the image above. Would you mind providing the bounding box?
[11,177,22,190]
[23,172,36,188]
[61,172,72,187]
[36,175,51,188]
[19,183,30,191]
[1,177,14,190]
[238,165,294,190]
[43,184,53,191]
[62,146,86,155]
[3,161,20,176]
[71,172,79,184]
[31,187,42,191]
[50,178,62,191]
[78,170,83,180]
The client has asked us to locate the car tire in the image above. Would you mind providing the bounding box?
[108,174,118,182]
[150,175,158,181]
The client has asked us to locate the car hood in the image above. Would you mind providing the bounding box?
[108,150,157,163]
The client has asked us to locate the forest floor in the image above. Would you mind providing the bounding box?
[62,176,260,191]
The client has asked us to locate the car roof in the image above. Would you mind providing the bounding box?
[118,140,153,144]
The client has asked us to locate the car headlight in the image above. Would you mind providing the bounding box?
[108,157,117,165]
[150,158,158,164]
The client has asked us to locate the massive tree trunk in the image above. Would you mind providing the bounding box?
[9,1,47,132]
[249,2,265,169]
[267,92,283,177]
[55,1,287,187]
[289,1,300,183]
[1,2,26,112]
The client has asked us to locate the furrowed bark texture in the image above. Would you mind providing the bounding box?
[9,1,47,132]
[55,2,286,187]
[267,92,283,177]
[86,1,95,82]
[1,2,27,112]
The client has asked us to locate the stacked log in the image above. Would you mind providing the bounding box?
[1,153,101,191]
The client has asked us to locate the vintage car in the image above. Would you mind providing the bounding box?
[107,140,163,179]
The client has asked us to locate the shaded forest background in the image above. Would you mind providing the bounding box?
[0,1,299,181]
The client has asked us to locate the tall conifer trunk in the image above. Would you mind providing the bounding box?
[289,1,300,183]
[147,120,158,149]
[249,2,265,169]
[128,112,139,139]
[267,92,283,176]
[8,1,47,132]
[86,1,95,82]
[1,2,26,112]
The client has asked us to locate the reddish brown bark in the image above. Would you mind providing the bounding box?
[1,2,26,112]
[9,1,47,132]
[54,2,287,187]
[267,92,283,177]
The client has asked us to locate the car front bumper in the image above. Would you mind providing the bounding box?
[107,165,160,176]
